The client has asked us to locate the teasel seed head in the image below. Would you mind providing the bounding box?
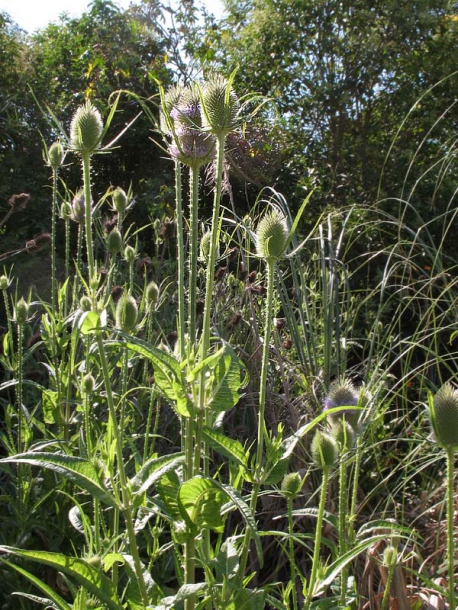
[0,275,9,291]
[280,472,302,499]
[80,295,92,312]
[47,140,65,169]
[71,189,86,224]
[70,101,103,154]
[201,73,240,136]
[255,208,289,261]
[429,383,458,448]
[311,430,338,470]
[106,227,123,255]
[115,293,138,331]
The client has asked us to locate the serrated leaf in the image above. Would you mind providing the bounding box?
[202,426,248,469]
[205,345,244,413]
[130,452,184,497]
[0,547,123,610]
[0,452,118,508]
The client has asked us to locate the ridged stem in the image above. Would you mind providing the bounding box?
[446,445,456,610]
[306,466,330,608]
[188,164,200,344]
[82,152,95,281]
[51,167,58,312]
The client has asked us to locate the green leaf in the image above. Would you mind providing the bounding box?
[79,310,103,335]
[178,476,227,533]
[130,452,185,498]
[203,345,245,413]
[202,426,248,469]
[0,547,123,610]
[42,389,60,425]
[211,539,239,582]
[0,557,71,610]
[108,335,193,417]
[156,470,182,521]
[0,452,118,508]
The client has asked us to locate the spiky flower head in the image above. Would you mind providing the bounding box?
[429,383,458,448]
[330,419,356,450]
[280,472,302,499]
[60,201,72,221]
[81,373,95,394]
[201,74,240,136]
[311,430,338,470]
[255,208,289,261]
[0,275,9,291]
[80,295,92,312]
[115,293,138,331]
[200,230,213,263]
[71,189,86,224]
[112,187,128,214]
[15,297,29,324]
[47,140,64,169]
[70,101,103,154]
[145,280,159,309]
[106,228,123,255]
[324,378,360,425]
[163,84,215,168]
[124,244,136,264]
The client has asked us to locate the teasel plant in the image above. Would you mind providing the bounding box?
[427,382,458,610]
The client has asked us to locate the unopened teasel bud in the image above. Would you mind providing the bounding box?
[115,293,138,331]
[429,383,458,448]
[70,101,103,154]
[256,208,289,261]
[311,430,338,470]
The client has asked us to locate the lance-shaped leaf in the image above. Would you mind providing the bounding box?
[108,334,192,417]
[0,558,71,610]
[0,547,123,610]
[0,453,118,508]
[130,452,185,499]
[202,426,248,470]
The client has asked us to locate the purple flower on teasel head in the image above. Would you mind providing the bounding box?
[324,378,360,425]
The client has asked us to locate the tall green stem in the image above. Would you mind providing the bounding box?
[51,167,58,312]
[175,161,186,359]
[446,446,456,610]
[95,332,149,607]
[188,164,200,344]
[306,466,331,608]
[287,495,299,610]
[82,152,95,281]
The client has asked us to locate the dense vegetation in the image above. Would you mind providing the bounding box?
[1,1,458,608]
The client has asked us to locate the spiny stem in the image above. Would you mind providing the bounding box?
[82,152,95,281]
[306,466,330,608]
[51,167,58,312]
[188,164,200,344]
[446,445,456,610]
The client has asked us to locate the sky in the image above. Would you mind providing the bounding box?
[2,0,226,32]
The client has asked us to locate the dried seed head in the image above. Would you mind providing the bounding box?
[201,74,240,136]
[255,208,289,261]
[280,472,302,499]
[106,228,123,255]
[430,383,458,448]
[47,140,65,169]
[311,430,338,470]
[70,101,103,154]
[115,293,138,331]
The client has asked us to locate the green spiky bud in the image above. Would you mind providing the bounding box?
[145,280,159,308]
[160,85,184,134]
[115,294,138,331]
[106,228,123,255]
[82,373,95,394]
[0,275,9,291]
[383,545,397,567]
[200,74,240,136]
[255,208,289,261]
[280,472,302,499]
[200,230,212,262]
[311,430,338,470]
[70,101,103,154]
[71,189,86,224]
[15,297,29,324]
[112,187,128,214]
[124,244,136,264]
[60,201,72,221]
[330,419,356,450]
[429,383,458,448]
[80,295,92,312]
[47,140,64,169]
